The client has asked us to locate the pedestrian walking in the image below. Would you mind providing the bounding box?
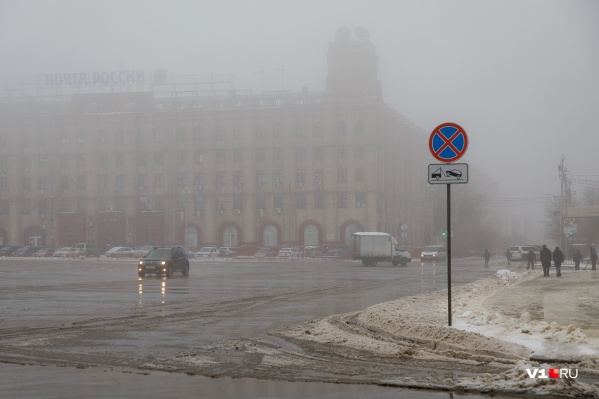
[553,246,564,277]
[483,248,491,268]
[540,244,552,277]
[573,248,583,270]
[526,249,536,270]
[591,245,598,271]
[505,248,512,265]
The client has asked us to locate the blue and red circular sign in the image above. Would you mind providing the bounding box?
[429,122,468,163]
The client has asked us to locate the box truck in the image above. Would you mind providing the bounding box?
[351,232,411,267]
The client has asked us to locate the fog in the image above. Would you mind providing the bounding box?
[1,0,598,244]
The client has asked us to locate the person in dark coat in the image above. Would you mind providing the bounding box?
[553,246,564,277]
[483,248,491,268]
[573,249,583,270]
[526,249,536,270]
[505,249,512,265]
[540,244,552,277]
[591,245,598,271]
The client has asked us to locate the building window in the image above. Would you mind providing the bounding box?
[296,192,306,209]
[116,153,125,167]
[216,125,225,140]
[0,200,8,215]
[336,120,347,136]
[314,169,323,185]
[296,148,306,161]
[178,151,187,164]
[355,167,365,182]
[337,147,346,162]
[232,125,242,140]
[256,170,265,186]
[193,151,203,164]
[98,130,108,144]
[177,173,187,187]
[37,176,47,191]
[194,174,203,191]
[61,176,69,191]
[21,176,31,192]
[233,149,243,162]
[313,122,323,137]
[194,195,204,211]
[273,170,283,186]
[60,155,69,168]
[216,172,225,188]
[314,192,324,209]
[77,175,85,190]
[337,168,347,183]
[155,174,163,187]
[295,122,305,137]
[21,199,32,215]
[255,124,265,139]
[355,146,365,159]
[137,153,146,167]
[233,171,243,187]
[77,131,86,144]
[314,148,323,161]
[234,195,243,211]
[193,126,202,143]
[176,126,186,142]
[216,149,225,162]
[137,174,146,189]
[273,148,283,163]
[115,128,124,144]
[0,177,7,191]
[38,155,48,168]
[256,194,266,210]
[296,169,306,185]
[154,128,165,143]
[338,192,348,208]
[273,123,283,138]
[255,148,265,162]
[356,192,366,208]
[115,175,123,191]
[98,176,107,192]
[76,155,85,167]
[99,154,109,168]
[355,120,365,135]
[274,193,283,209]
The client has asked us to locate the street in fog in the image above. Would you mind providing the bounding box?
[0,256,523,399]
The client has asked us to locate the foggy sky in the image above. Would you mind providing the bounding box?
[1,0,598,242]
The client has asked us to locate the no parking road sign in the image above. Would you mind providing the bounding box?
[429,123,468,162]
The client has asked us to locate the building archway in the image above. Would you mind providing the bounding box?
[218,222,242,247]
[23,226,45,247]
[262,225,278,247]
[298,221,322,246]
[340,220,363,246]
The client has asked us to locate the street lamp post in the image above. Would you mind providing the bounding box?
[182,187,190,247]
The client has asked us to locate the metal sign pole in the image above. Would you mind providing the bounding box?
[447,183,452,326]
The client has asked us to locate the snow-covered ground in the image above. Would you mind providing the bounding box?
[270,268,599,398]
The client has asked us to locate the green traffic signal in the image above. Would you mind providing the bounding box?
[442,231,446,236]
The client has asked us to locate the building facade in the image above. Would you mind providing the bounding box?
[0,29,428,251]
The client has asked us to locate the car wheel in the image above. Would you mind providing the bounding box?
[392,259,399,266]
[401,259,408,266]
[362,260,370,267]
[138,271,145,277]
[166,264,172,277]
[182,262,189,277]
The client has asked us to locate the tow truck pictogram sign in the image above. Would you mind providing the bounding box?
[428,163,468,184]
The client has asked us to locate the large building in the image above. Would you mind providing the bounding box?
[0,28,428,251]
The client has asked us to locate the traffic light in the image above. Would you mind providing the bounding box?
[442,231,447,237]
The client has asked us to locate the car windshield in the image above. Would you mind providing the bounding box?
[199,247,213,252]
[146,249,171,258]
[423,246,441,252]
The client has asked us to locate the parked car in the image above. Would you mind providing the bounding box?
[277,247,301,258]
[0,246,23,257]
[137,246,190,278]
[196,246,219,259]
[105,246,135,258]
[254,247,277,258]
[12,246,40,257]
[509,245,541,261]
[134,245,155,257]
[303,246,317,257]
[53,247,78,258]
[322,246,350,260]
[218,247,237,257]
[34,247,55,257]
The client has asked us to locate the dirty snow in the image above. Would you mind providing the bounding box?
[270,269,599,398]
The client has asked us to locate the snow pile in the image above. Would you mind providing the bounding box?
[272,269,599,397]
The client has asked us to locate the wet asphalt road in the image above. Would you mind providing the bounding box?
[0,256,525,398]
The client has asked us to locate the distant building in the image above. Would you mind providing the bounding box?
[0,28,428,250]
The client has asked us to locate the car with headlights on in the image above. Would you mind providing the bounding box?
[138,246,190,278]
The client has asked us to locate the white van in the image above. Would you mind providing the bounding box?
[420,245,446,263]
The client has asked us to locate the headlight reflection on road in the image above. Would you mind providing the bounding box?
[137,280,168,307]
